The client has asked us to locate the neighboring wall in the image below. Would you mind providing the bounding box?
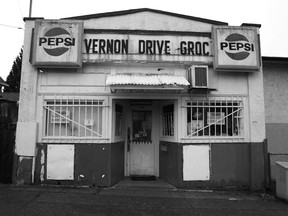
[263,58,288,154]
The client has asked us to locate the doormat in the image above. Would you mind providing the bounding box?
[130,175,156,181]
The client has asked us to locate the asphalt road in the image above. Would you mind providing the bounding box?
[0,184,288,216]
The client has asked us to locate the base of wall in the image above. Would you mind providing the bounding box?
[14,155,33,185]
[14,142,125,187]
[14,141,266,191]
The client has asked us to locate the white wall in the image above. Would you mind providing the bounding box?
[84,11,214,32]
[15,20,38,156]
[248,68,266,143]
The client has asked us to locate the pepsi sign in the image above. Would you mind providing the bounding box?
[39,28,76,57]
[213,26,260,71]
[32,20,83,68]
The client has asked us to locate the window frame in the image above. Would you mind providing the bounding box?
[161,103,175,138]
[41,95,109,143]
[160,101,177,141]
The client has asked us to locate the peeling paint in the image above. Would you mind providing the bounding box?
[16,156,33,185]
[40,149,45,181]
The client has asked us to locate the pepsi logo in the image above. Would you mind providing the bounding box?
[38,27,75,57]
[220,33,254,61]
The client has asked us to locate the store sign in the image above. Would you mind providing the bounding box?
[213,26,260,71]
[32,20,83,67]
[83,36,211,56]
[83,34,212,62]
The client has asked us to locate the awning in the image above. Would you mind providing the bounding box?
[106,74,190,92]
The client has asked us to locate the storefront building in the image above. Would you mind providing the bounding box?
[15,8,265,190]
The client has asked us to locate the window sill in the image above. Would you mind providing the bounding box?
[181,136,245,143]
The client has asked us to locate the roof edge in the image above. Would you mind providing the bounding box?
[23,17,44,21]
[0,77,9,87]
[262,56,288,62]
[241,23,261,28]
[63,8,228,26]
[0,93,19,102]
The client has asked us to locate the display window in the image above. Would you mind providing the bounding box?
[184,97,244,140]
[42,96,107,143]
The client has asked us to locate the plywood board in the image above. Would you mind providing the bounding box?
[183,145,210,181]
[47,145,74,180]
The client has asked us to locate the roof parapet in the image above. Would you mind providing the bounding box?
[241,23,261,28]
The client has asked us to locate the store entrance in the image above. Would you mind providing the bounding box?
[126,100,159,177]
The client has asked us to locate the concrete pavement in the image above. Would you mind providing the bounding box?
[0,183,288,216]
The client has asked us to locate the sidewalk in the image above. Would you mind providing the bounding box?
[0,183,288,216]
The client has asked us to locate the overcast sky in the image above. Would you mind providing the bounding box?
[0,0,287,80]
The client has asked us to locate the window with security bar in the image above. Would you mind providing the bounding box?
[162,104,174,137]
[115,104,123,137]
[43,98,105,142]
[185,97,244,139]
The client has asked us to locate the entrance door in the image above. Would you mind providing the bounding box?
[127,104,156,176]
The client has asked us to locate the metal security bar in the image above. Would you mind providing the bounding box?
[43,96,107,143]
[115,104,123,137]
[162,104,174,137]
[184,96,244,141]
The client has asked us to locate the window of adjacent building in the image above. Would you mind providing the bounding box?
[43,97,106,142]
[185,97,244,139]
[162,104,174,137]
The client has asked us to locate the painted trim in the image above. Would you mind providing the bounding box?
[84,29,212,37]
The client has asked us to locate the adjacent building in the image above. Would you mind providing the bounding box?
[15,8,266,190]
[0,91,19,183]
[262,56,288,187]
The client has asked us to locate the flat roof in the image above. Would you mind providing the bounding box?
[262,56,288,63]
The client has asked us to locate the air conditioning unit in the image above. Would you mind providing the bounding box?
[188,65,209,88]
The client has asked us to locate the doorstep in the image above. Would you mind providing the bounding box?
[111,177,176,190]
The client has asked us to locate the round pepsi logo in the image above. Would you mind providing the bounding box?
[220,33,254,61]
[39,27,76,57]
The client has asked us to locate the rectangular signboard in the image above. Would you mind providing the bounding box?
[82,33,213,63]
[213,26,260,71]
[32,20,83,68]
[83,34,212,56]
